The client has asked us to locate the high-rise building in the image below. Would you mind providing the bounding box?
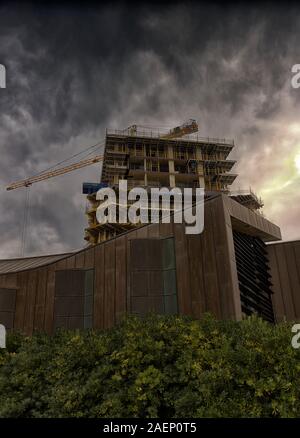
[84,124,239,244]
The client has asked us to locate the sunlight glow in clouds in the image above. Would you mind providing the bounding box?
[289,123,300,134]
[260,147,300,197]
[256,118,300,235]
[295,153,300,175]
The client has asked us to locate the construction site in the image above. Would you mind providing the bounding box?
[0,120,299,334]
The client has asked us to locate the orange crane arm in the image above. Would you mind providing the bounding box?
[6,154,104,191]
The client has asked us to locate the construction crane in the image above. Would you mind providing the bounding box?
[5,121,198,256]
[6,120,198,191]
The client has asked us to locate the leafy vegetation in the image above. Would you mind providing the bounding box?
[0,314,299,417]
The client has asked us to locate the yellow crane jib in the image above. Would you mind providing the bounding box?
[162,119,198,139]
[6,154,104,191]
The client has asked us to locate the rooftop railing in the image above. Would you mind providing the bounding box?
[106,128,234,146]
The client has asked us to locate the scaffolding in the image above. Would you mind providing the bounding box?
[85,128,237,244]
[229,189,264,211]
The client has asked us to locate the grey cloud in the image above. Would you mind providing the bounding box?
[1,3,300,257]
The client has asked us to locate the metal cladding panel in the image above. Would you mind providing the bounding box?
[267,240,300,321]
[0,253,72,274]
[84,269,94,329]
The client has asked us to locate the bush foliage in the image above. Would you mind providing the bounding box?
[0,314,300,418]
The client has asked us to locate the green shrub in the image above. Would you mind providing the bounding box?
[0,314,299,418]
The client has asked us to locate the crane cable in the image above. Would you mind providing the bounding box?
[18,139,105,257]
[30,140,105,178]
[20,186,31,257]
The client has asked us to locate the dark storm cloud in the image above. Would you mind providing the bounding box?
[1,2,300,257]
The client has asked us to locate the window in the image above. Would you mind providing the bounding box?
[0,288,16,330]
[129,238,178,316]
[54,269,94,330]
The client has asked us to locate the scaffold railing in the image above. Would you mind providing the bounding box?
[106,128,234,146]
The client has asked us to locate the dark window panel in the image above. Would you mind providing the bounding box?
[131,271,148,296]
[54,269,94,330]
[68,316,84,330]
[54,296,84,317]
[148,271,164,295]
[85,269,94,296]
[163,270,177,296]
[53,316,69,330]
[84,316,93,329]
[129,237,178,317]
[131,239,163,269]
[131,296,165,316]
[55,270,85,296]
[164,294,178,315]
[84,294,93,317]
[162,238,176,270]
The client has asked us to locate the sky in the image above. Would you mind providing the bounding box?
[0,2,300,258]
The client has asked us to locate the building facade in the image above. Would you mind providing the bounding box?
[1,194,288,335]
[1,124,299,333]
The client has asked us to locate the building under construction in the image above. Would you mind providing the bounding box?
[84,121,257,244]
[0,120,299,334]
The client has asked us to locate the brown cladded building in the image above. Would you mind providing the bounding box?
[2,192,299,335]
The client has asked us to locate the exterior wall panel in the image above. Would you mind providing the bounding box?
[0,195,285,332]
[268,241,300,321]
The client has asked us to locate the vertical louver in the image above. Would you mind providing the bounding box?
[233,231,275,322]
